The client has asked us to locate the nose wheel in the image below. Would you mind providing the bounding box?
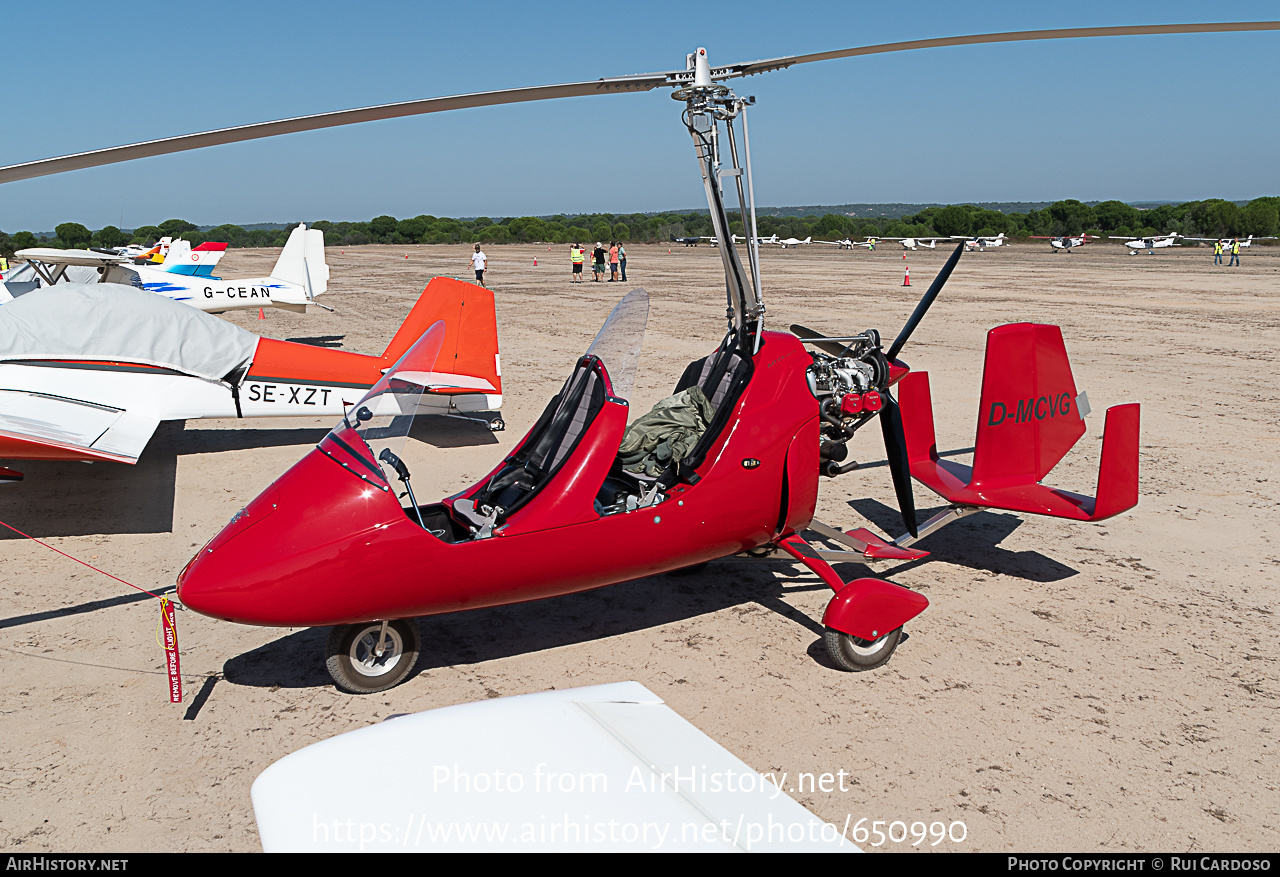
[325,619,421,693]
[824,626,902,671]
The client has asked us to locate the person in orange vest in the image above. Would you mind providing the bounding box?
[570,243,584,283]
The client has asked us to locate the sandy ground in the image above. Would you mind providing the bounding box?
[0,239,1276,853]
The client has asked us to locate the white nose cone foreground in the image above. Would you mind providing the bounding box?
[251,682,857,852]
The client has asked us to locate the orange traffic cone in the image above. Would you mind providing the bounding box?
[405,255,408,259]
[902,266,911,287]
[533,258,537,266]
[258,307,266,319]
[668,248,672,254]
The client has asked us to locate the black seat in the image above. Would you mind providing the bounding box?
[661,333,754,484]
[472,355,608,521]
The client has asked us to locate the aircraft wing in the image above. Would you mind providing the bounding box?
[15,248,127,267]
[0,389,160,464]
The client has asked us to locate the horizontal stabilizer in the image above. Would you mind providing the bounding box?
[899,378,1140,520]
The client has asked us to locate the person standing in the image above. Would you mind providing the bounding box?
[570,243,584,282]
[470,244,487,286]
[618,243,627,282]
[593,242,606,282]
[1214,239,1223,266]
[1229,238,1241,267]
[608,241,620,282]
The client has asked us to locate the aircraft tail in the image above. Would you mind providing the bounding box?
[268,224,329,307]
[160,240,228,277]
[899,323,1139,521]
[380,276,502,397]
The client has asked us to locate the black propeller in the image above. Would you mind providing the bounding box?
[790,324,855,358]
[886,240,965,362]
[879,391,916,538]
[879,240,966,538]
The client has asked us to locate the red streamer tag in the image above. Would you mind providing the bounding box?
[161,597,182,703]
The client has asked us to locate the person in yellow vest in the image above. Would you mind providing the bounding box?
[1229,238,1241,267]
[570,243,584,283]
[0,257,8,273]
[1214,239,1223,266]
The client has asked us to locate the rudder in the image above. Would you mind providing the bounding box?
[381,277,501,395]
[972,323,1085,486]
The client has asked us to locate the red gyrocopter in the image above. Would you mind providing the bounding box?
[170,47,1141,692]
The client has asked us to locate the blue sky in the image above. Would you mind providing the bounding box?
[2,1,1277,231]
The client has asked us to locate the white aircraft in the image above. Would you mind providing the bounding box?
[8,224,329,312]
[1184,234,1274,249]
[952,232,1007,251]
[1032,233,1097,253]
[880,236,949,251]
[816,237,880,250]
[1109,232,1181,255]
[760,235,812,248]
[0,278,504,474]
[116,237,229,277]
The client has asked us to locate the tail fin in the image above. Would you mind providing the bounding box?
[898,322,1139,522]
[380,277,501,396]
[159,240,228,277]
[973,324,1084,486]
[269,224,329,304]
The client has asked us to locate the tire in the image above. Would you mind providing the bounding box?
[824,626,902,672]
[326,619,420,694]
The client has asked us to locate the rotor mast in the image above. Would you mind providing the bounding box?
[674,48,765,354]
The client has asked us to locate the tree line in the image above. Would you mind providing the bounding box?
[3,197,1278,258]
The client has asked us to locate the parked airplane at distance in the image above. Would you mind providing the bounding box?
[759,235,812,248]
[816,237,880,250]
[1032,233,1097,253]
[880,237,948,251]
[9,224,329,313]
[1109,232,1181,254]
[0,277,503,478]
[116,236,229,276]
[953,233,1007,251]
[1183,234,1275,249]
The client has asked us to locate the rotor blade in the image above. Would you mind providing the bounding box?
[709,21,1280,80]
[790,324,852,358]
[886,241,965,362]
[0,75,667,185]
[879,392,917,539]
[6,21,1276,184]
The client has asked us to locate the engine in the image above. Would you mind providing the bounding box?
[802,329,890,476]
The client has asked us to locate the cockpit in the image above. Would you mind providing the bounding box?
[318,288,753,543]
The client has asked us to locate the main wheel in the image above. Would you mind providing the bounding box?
[824,626,902,671]
[326,619,420,694]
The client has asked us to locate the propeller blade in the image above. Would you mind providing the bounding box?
[790,324,852,358]
[0,76,667,185]
[3,22,1276,183]
[879,391,917,539]
[711,21,1280,80]
[886,241,965,362]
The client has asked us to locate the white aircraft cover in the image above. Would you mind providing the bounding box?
[251,681,856,852]
[0,283,257,382]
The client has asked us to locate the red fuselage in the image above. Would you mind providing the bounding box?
[177,331,822,628]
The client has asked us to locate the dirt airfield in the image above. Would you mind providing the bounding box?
[0,240,1276,853]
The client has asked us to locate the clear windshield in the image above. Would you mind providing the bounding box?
[584,288,648,401]
[322,321,444,489]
